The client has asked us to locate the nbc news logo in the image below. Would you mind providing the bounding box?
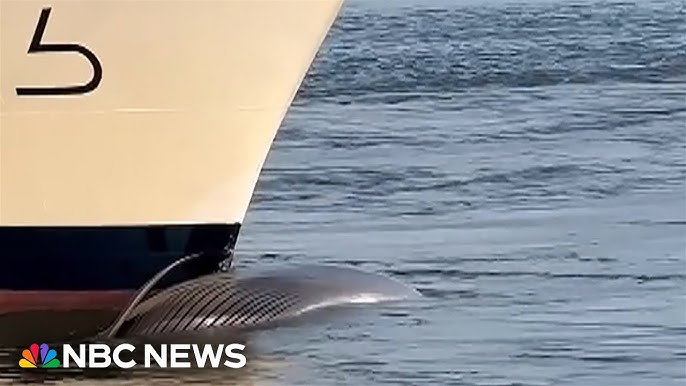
[19,343,60,368]
[18,342,246,369]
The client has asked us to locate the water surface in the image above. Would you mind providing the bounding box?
[4,0,686,384]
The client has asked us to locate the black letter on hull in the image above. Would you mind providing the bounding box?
[16,7,102,96]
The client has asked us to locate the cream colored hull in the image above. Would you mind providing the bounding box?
[0,0,342,226]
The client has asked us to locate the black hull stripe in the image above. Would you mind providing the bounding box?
[0,224,240,291]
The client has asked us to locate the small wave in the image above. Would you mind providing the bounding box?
[387,268,686,282]
[297,1,686,104]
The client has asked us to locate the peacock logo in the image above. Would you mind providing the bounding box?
[19,343,61,368]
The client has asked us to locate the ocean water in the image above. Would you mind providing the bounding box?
[4,0,686,384]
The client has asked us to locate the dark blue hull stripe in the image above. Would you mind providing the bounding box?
[0,224,240,291]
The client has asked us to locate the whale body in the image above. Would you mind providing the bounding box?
[111,264,420,339]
